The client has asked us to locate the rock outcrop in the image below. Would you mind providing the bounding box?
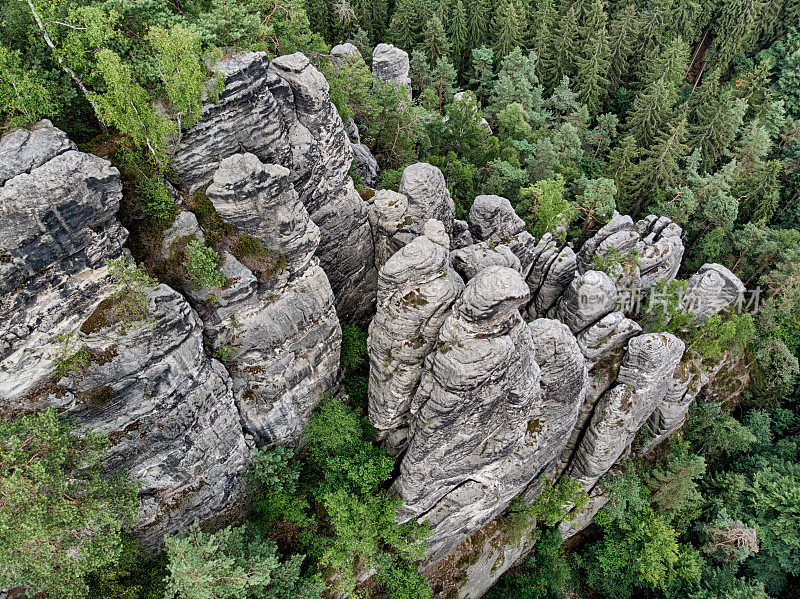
[367,221,464,447]
[393,266,539,559]
[369,163,455,271]
[372,43,411,91]
[0,122,250,547]
[171,51,376,321]
[197,152,341,442]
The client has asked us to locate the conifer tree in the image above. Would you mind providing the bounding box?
[626,40,688,146]
[687,72,748,167]
[431,56,458,108]
[490,47,543,116]
[492,0,525,59]
[352,0,389,44]
[388,0,425,49]
[466,0,489,52]
[470,46,496,106]
[307,0,334,41]
[409,49,431,95]
[529,0,557,60]
[606,4,640,92]
[634,115,690,212]
[421,15,451,65]
[540,1,580,91]
[608,133,643,213]
[448,0,468,76]
[575,0,610,114]
[710,0,764,68]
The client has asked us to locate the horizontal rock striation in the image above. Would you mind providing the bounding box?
[172,51,376,321]
[367,221,464,446]
[0,123,250,547]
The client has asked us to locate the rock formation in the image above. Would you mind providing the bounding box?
[1,50,752,599]
[369,162,456,270]
[0,122,250,547]
[367,220,464,448]
[372,43,411,92]
[171,51,376,321]
[198,152,341,442]
[393,266,539,559]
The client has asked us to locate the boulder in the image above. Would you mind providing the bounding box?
[467,195,525,241]
[681,263,746,321]
[372,43,411,91]
[552,270,618,334]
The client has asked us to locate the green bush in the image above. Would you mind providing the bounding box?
[137,175,176,222]
[183,239,225,289]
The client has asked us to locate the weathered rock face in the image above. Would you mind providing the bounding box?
[171,51,376,321]
[467,195,525,242]
[351,141,379,188]
[198,152,341,442]
[567,333,685,491]
[368,163,455,271]
[398,163,456,236]
[365,182,743,592]
[0,120,124,401]
[68,285,252,547]
[393,266,539,560]
[0,123,250,548]
[451,241,521,281]
[367,221,464,446]
[372,43,411,91]
[525,234,577,318]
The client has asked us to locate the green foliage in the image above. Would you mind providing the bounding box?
[137,175,176,222]
[301,398,430,595]
[517,175,573,241]
[502,476,588,541]
[95,48,176,167]
[183,239,225,289]
[643,443,706,523]
[0,45,55,127]
[49,331,90,380]
[164,521,322,599]
[340,324,368,371]
[0,409,138,598]
[106,255,157,331]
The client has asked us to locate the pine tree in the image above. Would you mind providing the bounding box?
[687,72,748,167]
[409,49,431,94]
[421,15,451,65]
[540,1,580,90]
[490,47,543,116]
[388,0,426,49]
[352,0,389,44]
[626,40,688,146]
[448,0,468,76]
[492,0,525,59]
[431,56,458,108]
[307,0,334,41]
[575,0,610,114]
[470,46,496,105]
[607,133,643,213]
[635,116,689,211]
[529,0,557,60]
[710,0,765,68]
[466,0,489,52]
[606,4,640,92]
